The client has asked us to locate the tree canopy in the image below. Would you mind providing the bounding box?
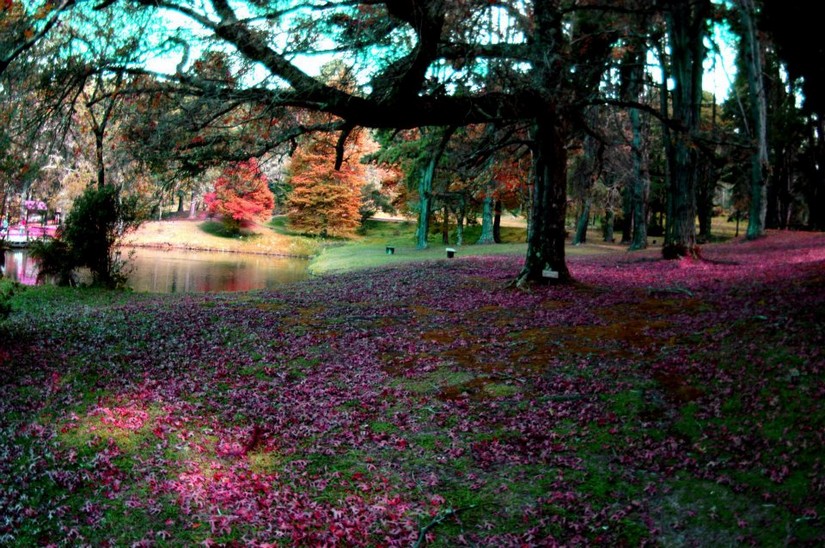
[1,0,822,284]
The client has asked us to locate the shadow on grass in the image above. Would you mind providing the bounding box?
[267,216,357,243]
[199,220,258,240]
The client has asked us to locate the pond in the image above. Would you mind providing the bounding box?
[1,247,310,293]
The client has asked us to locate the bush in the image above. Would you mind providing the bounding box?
[0,278,16,321]
[28,239,77,286]
[30,185,144,289]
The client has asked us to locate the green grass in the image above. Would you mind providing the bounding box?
[5,283,142,317]
[123,214,744,277]
[124,217,322,257]
[199,220,257,238]
[309,219,532,275]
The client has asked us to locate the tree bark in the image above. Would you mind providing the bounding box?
[603,209,615,243]
[455,198,465,246]
[696,141,718,243]
[415,127,454,249]
[95,130,106,190]
[414,171,432,249]
[621,187,633,243]
[622,40,649,250]
[189,190,198,219]
[441,203,449,244]
[493,199,502,243]
[573,198,590,245]
[514,111,570,286]
[663,0,710,259]
[739,0,769,240]
[477,183,495,244]
[810,117,825,230]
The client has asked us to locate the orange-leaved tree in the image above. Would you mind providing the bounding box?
[286,129,366,238]
[205,158,274,234]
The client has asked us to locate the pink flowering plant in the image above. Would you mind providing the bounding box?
[0,231,823,545]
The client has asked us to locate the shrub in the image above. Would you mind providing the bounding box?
[28,239,77,286]
[30,185,144,289]
[0,278,16,321]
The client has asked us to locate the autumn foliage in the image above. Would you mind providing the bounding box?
[287,131,365,237]
[2,232,824,545]
[205,158,274,233]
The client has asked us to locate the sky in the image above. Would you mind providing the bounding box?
[143,7,739,102]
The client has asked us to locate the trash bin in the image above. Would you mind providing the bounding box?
[446,248,456,258]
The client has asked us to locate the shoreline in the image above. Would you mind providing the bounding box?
[118,242,314,260]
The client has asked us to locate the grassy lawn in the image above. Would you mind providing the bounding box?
[1,230,823,546]
[120,214,745,277]
[122,217,322,258]
[308,218,633,275]
[309,219,530,275]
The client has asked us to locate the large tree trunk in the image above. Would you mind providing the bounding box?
[622,41,649,251]
[415,128,455,249]
[628,105,650,252]
[696,148,717,242]
[603,209,615,242]
[189,190,198,219]
[739,0,769,239]
[514,112,570,286]
[493,199,502,243]
[441,203,450,244]
[621,187,633,244]
[573,198,591,245]
[513,1,571,286]
[810,118,825,230]
[415,161,434,249]
[95,130,106,190]
[663,0,710,258]
[477,184,495,244]
[627,102,650,250]
[773,150,793,228]
[455,197,466,246]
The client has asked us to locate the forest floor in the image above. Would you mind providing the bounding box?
[2,230,823,546]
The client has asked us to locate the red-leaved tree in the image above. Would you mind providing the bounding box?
[205,158,274,233]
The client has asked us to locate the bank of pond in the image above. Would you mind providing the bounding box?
[1,247,310,293]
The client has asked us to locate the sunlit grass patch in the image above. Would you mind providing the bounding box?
[123,217,322,257]
[482,382,520,398]
[307,218,532,275]
[247,449,284,475]
[390,367,476,395]
[58,402,164,454]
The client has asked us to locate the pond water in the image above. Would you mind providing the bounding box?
[1,247,310,293]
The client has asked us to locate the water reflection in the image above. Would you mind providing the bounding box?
[0,249,40,286]
[1,247,309,293]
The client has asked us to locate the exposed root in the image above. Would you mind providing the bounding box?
[662,242,702,260]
